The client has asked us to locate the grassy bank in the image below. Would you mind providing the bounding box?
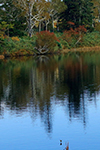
[59,31,100,49]
[1,31,100,58]
[0,36,37,57]
[61,46,100,54]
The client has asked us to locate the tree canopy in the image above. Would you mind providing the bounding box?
[0,0,97,36]
[59,0,94,31]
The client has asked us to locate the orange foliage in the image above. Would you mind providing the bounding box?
[67,21,75,25]
[0,55,4,59]
[64,25,87,37]
[75,25,87,34]
[11,36,20,41]
[62,25,87,45]
[36,31,60,42]
[0,34,4,39]
[36,31,60,53]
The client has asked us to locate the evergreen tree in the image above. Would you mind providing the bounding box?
[59,0,94,31]
[0,0,26,36]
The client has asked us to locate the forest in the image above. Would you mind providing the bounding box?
[0,0,100,56]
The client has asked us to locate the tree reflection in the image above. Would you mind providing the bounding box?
[0,53,100,133]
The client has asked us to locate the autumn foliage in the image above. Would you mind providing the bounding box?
[61,25,87,47]
[67,21,75,26]
[35,31,60,54]
[11,36,20,41]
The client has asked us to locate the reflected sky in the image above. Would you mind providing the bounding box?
[0,53,100,150]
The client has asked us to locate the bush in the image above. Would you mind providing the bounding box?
[95,23,100,32]
[60,26,87,49]
[35,31,60,54]
[0,36,37,56]
[78,31,100,47]
[11,36,20,41]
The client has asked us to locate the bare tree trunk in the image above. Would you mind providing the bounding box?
[46,23,48,31]
[56,18,59,31]
[39,22,41,32]
[45,20,49,31]
[79,5,82,25]
[52,16,54,32]
[28,2,32,37]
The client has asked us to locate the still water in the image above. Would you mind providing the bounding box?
[0,53,100,150]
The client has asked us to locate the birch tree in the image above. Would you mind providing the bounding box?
[14,0,35,37]
[34,0,50,32]
[47,0,67,31]
[14,0,50,36]
[92,0,100,20]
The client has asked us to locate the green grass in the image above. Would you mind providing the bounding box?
[0,36,37,55]
[1,31,100,56]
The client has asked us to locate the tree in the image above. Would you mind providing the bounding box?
[14,0,35,37]
[0,21,13,37]
[60,0,94,31]
[92,0,100,20]
[0,0,26,36]
[34,0,50,32]
[47,0,67,31]
[14,0,51,36]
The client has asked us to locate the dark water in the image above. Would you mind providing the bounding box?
[0,53,100,150]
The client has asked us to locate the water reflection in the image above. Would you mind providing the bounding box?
[0,53,100,133]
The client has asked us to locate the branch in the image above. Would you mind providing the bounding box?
[74,36,81,45]
[35,44,50,54]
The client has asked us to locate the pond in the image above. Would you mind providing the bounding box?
[0,52,100,150]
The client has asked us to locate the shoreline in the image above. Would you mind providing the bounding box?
[61,46,100,53]
[1,46,100,59]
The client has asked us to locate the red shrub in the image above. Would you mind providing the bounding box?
[36,31,59,54]
[67,21,75,26]
[61,25,87,45]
